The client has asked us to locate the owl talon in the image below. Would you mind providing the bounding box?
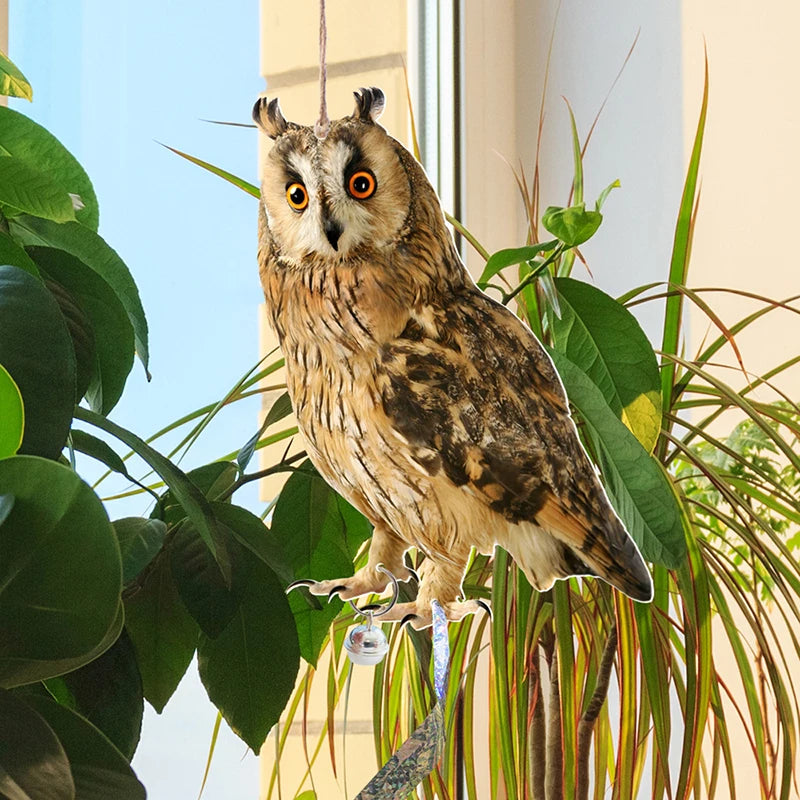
[286,579,317,594]
[400,613,419,627]
[327,585,348,601]
[476,599,493,620]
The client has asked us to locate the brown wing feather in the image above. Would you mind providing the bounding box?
[380,287,652,601]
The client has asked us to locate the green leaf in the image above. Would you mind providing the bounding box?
[10,216,149,376]
[237,391,293,474]
[0,265,76,459]
[270,463,372,666]
[478,241,558,289]
[197,557,300,753]
[0,363,24,459]
[29,246,134,415]
[551,277,662,452]
[212,501,295,587]
[547,350,686,568]
[660,52,708,419]
[0,455,122,687]
[0,494,13,527]
[44,273,96,402]
[53,630,144,761]
[0,51,33,101]
[0,230,39,276]
[595,178,620,212]
[113,518,167,583]
[541,203,602,247]
[0,107,98,229]
[0,688,74,800]
[70,430,132,482]
[123,553,198,713]
[74,408,231,585]
[24,694,146,800]
[169,518,245,639]
[0,155,75,222]
[155,460,238,527]
[161,143,259,198]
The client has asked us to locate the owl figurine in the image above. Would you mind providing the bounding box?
[254,87,652,629]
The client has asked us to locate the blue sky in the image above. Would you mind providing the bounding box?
[10,1,267,796]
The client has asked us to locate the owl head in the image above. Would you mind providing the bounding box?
[253,87,442,266]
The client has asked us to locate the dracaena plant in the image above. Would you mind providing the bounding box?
[231,57,799,800]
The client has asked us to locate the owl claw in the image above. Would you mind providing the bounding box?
[286,579,317,594]
[476,599,493,620]
[380,599,489,630]
[327,585,348,601]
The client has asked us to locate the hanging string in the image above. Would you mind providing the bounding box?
[314,0,331,139]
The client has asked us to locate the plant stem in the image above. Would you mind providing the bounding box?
[529,645,547,800]
[576,622,618,800]
[545,650,563,800]
[502,245,564,306]
[219,450,307,501]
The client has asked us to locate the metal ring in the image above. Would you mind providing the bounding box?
[349,564,399,619]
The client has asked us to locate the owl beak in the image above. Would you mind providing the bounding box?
[323,217,343,251]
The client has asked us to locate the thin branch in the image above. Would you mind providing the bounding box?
[220,450,307,501]
[576,622,618,800]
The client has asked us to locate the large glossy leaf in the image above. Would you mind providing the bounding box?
[169,517,246,640]
[155,460,237,528]
[75,409,230,584]
[551,277,662,452]
[0,156,75,223]
[0,456,122,687]
[10,217,149,375]
[0,52,33,101]
[0,231,39,276]
[270,463,372,666]
[547,350,685,568]
[0,107,98,229]
[49,630,144,761]
[24,695,146,800]
[113,518,166,584]
[0,688,74,800]
[212,501,294,587]
[0,265,76,459]
[70,430,137,489]
[29,247,134,415]
[197,557,300,754]
[43,275,96,402]
[0,363,24,459]
[123,553,198,713]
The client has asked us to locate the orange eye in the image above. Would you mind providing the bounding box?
[347,170,376,200]
[286,182,308,211]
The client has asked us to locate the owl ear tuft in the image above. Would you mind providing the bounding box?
[252,96,289,139]
[353,87,386,123]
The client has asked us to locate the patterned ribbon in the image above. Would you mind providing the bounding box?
[354,601,450,799]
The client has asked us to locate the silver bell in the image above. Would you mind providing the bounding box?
[345,621,389,666]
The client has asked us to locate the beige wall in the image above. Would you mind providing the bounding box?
[683,3,800,399]
[257,3,409,797]
[683,8,800,797]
